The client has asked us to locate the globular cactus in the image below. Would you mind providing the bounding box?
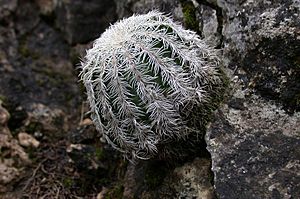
[79,11,221,160]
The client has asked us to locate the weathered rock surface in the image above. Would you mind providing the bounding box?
[0,0,17,20]
[203,0,300,198]
[166,158,215,199]
[217,0,300,112]
[115,0,182,19]
[207,87,300,199]
[122,158,215,199]
[0,104,30,194]
[56,0,117,44]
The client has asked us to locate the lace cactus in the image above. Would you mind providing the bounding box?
[80,11,221,159]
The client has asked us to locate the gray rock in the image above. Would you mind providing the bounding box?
[169,158,215,199]
[215,0,300,112]
[122,158,215,199]
[0,0,17,20]
[14,1,40,36]
[35,0,58,16]
[206,84,300,198]
[55,0,117,44]
[199,4,220,47]
[114,0,182,20]
[205,1,300,198]
[217,0,300,56]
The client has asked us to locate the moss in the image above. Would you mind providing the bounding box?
[95,147,105,160]
[33,66,72,90]
[63,177,74,188]
[105,184,124,199]
[19,45,31,57]
[18,36,40,59]
[180,0,200,34]
[0,95,7,105]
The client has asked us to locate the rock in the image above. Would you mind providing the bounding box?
[115,0,182,20]
[26,103,67,132]
[204,1,300,196]
[55,0,117,44]
[70,42,93,64]
[217,0,300,56]
[34,0,58,16]
[97,187,109,199]
[18,132,40,148]
[23,21,70,60]
[0,164,19,185]
[0,26,18,62]
[240,36,300,113]
[0,105,30,194]
[0,105,10,125]
[215,0,300,111]
[79,118,93,126]
[1,4,80,113]
[0,0,17,20]
[199,3,221,46]
[170,158,215,199]
[206,85,300,199]
[14,1,40,36]
[122,158,215,199]
[69,123,97,144]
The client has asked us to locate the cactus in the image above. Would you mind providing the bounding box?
[79,11,221,160]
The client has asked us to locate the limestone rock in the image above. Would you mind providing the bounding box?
[122,158,215,199]
[0,105,30,193]
[216,0,300,111]
[171,158,215,199]
[206,84,300,198]
[18,132,40,148]
[200,1,300,198]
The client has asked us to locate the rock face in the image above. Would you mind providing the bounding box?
[114,0,182,18]
[217,0,300,113]
[203,0,300,198]
[56,0,117,44]
[206,91,300,199]
[122,158,215,199]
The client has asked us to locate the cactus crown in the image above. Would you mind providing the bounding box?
[80,11,221,159]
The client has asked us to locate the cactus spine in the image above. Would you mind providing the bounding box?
[80,11,221,159]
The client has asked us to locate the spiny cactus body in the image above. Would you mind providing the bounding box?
[80,11,221,159]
